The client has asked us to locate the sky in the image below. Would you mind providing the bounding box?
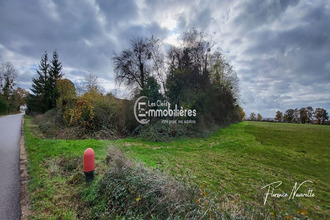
[0,0,329,118]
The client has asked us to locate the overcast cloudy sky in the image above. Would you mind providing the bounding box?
[0,0,329,117]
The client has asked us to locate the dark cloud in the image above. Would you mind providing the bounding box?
[0,0,329,117]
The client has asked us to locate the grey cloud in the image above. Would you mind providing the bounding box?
[0,0,329,118]
[190,7,213,28]
[177,13,187,30]
[233,0,299,33]
[227,0,330,116]
[117,22,169,41]
[96,0,138,24]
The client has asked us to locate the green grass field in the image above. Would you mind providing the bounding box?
[24,116,330,219]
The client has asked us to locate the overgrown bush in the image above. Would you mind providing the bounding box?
[34,89,138,139]
[56,78,77,112]
[87,148,202,219]
[138,121,193,142]
[34,109,64,137]
[84,148,289,219]
[64,90,136,138]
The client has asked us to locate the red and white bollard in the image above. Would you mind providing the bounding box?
[84,148,95,183]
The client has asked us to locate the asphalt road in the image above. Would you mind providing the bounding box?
[0,113,23,220]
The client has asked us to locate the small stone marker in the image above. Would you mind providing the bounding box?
[83,148,95,183]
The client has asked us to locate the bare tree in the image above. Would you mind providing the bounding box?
[168,29,212,75]
[0,62,18,99]
[112,36,163,91]
[85,73,101,92]
[74,73,103,96]
[250,112,256,121]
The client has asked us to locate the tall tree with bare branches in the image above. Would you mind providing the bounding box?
[112,36,162,91]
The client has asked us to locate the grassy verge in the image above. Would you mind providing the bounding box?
[24,115,108,219]
[25,115,329,219]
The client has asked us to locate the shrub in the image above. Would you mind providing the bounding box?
[63,92,135,138]
[34,90,138,139]
[84,148,287,219]
[34,109,64,137]
[138,121,193,142]
[91,93,121,132]
[0,98,7,114]
[87,148,203,219]
[56,78,77,112]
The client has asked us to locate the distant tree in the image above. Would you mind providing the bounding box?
[15,87,28,106]
[84,73,102,93]
[314,108,328,125]
[257,113,262,121]
[0,62,17,100]
[250,112,256,121]
[306,106,314,123]
[275,110,283,122]
[299,107,308,124]
[0,62,19,113]
[238,107,245,121]
[8,90,20,112]
[284,109,295,123]
[73,73,103,97]
[294,108,300,123]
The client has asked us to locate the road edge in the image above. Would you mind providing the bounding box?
[20,117,30,219]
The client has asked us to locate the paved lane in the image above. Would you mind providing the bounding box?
[0,113,23,220]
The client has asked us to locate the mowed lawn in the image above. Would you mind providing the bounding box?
[117,121,330,218]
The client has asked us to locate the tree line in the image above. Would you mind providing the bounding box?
[275,107,328,125]
[248,107,328,125]
[113,29,241,130]
[25,29,242,139]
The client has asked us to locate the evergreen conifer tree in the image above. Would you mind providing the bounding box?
[30,51,49,112]
[48,50,63,109]
[27,50,64,113]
